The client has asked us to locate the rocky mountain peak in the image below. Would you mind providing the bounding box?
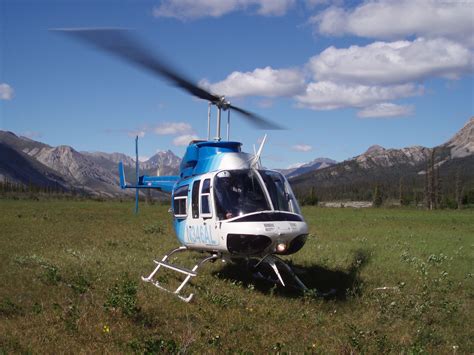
[445,117,473,158]
[364,145,385,155]
[279,157,337,178]
[83,151,136,167]
[4,131,18,138]
[144,150,181,169]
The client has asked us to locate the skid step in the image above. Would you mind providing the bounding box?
[142,246,219,302]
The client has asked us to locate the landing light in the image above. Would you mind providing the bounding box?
[276,243,287,253]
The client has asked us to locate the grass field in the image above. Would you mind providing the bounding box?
[0,199,473,353]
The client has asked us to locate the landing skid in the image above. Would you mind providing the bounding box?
[142,246,219,303]
[252,254,309,291]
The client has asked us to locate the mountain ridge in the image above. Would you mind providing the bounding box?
[1,117,472,198]
[0,132,181,196]
[290,117,474,201]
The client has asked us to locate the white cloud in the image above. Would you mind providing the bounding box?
[255,0,295,16]
[153,0,295,20]
[357,103,414,118]
[295,81,422,110]
[0,83,14,100]
[154,122,193,135]
[186,2,472,117]
[138,156,150,162]
[292,144,312,152]
[173,134,200,146]
[308,38,474,86]
[200,66,305,98]
[312,0,474,44]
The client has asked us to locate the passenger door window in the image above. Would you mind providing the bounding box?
[192,180,200,219]
[173,185,188,218]
[200,178,212,218]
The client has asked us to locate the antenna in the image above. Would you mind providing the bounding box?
[135,135,139,214]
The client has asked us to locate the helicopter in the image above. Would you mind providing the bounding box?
[55,29,310,302]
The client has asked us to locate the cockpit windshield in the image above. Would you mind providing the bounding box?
[259,170,301,215]
[213,169,301,220]
[214,170,270,220]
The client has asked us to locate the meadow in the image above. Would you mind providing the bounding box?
[0,199,472,353]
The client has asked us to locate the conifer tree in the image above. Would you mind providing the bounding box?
[373,185,383,207]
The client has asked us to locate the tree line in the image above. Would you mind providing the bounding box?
[0,178,85,197]
[294,151,474,209]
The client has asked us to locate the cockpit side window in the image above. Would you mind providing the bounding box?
[285,180,302,215]
[259,171,295,213]
[173,184,188,218]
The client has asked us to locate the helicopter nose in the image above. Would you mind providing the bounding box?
[274,234,307,255]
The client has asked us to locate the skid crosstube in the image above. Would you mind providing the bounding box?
[142,246,218,302]
[254,254,309,291]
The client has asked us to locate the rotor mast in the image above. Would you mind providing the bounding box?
[211,96,231,142]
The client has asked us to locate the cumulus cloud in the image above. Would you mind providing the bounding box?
[153,0,295,20]
[173,134,200,146]
[154,122,193,135]
[308,38,474,85]
[186,1,472,116]
[312,0,474,44]
[295,81,422,110]
[197,37,471,113]
[357,103,414,118]
[200,66,305,98]
[292,144,312,152]
[0,83,14,100]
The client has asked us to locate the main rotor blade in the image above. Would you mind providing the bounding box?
[52,28,219,102]
[229,105,284,130]
[53,28,284,130]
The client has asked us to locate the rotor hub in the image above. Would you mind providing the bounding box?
[215,96,230,110]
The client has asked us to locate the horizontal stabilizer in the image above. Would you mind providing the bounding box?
[118,161,178,193]
[138,175,179,193]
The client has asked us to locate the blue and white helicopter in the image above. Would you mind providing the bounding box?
[56,29,310,302]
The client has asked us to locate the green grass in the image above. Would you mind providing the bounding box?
[0,199,473,353]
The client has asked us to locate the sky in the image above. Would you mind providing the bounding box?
[1,0,473,168]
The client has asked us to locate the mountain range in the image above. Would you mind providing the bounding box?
[0,117,472,199]
[290,117,474,201]
[0,131,181,197]
[277,158,337,178]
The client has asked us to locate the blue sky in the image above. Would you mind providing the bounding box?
[1,0,473,168]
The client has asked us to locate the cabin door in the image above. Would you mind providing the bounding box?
[185,178,221,250]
